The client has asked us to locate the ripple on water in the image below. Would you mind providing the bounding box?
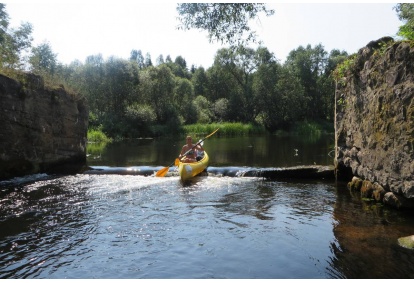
[2,173,413,278]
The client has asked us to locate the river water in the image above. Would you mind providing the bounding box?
[1,134,414,279]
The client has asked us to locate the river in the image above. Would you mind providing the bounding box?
[1,134,414,279]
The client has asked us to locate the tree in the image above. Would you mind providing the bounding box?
[176,3,274,47]
[73,55,141,137]
[162,56,189,79]
[80,54,106,119]
[205,64,227,101]
[213,46,271,122]
[394,3,414,40]
[205,61,239,120]
[212,97,229,122]
[103,56,140,116]
[192,66,208,97]
[0,4,8,44]
[124,103,157,137]
[130,49,145,69]
[145,52,152,67]
[284,44,328,120]
[252,60,306,130]
[252,61,281,128]
[174,77,197,124]
[29,41,57,76]
[165,55,173,63]
[193,95,212,123]
[0,4,33,69]
[255,46,276,65]
[322,49,348,120]
[156,54,164,65]
[139,65,176,123]
[174,55,187,69]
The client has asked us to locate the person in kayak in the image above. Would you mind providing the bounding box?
[179,136,204,163]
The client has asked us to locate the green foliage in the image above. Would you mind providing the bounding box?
[139,65,176,124]
[87,128,112,143]
[193,95,213,123]
[0,4,33,70]
[192,67,208,96]
[2,3,347,140]
[212,98,229,122]
[394,3,414,40]
[378,41,393,55]
[337,97,346,108]
[291,121,323,135]
[332,55,356,81]
[174,77,196,124]
[29,41,57,75]
[124,103,157,137]
[184,122,265,137]
[284,44,330,121]
[176,3,274,47]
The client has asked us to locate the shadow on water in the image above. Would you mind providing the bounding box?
[327,181,414,279]
[2,135,414,278]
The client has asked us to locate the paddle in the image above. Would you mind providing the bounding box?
[155,128,219,177]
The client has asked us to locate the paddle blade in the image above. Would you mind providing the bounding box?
[205,128,220,139]
[174,158,180,166]
[155,166,169,177]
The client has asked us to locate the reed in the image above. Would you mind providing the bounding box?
[291,120,333,135]
[183,123,266,137]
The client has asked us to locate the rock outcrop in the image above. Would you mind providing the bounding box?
[335,38,414,209]
[0,73,88,180]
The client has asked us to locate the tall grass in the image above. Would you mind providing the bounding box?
[183,123,266,137]
[291,120,334,135]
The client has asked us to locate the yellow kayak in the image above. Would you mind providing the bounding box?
[178,152,209,182]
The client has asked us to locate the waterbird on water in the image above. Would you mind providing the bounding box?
[294,149,299,156]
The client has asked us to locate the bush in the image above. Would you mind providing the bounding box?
[87,128,112,143]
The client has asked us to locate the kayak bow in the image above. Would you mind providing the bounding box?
[178,152,209,182]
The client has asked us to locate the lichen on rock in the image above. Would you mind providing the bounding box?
[335,38,414,209]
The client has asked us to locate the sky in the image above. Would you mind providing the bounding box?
[3,1,404,68]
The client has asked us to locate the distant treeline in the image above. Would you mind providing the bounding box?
[0,4,348,139]
[48,44,347,138]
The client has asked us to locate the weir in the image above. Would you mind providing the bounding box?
[83,165,336,180]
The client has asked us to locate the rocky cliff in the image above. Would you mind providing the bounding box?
[335,38,414,209]
[0,73,88,180]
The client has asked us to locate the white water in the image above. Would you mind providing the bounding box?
[1,174,341,279]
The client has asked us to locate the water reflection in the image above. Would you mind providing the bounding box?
[1,173,414,278]
[2,133,414,279]
[87,134,335,168]
[216,182,276,220]
[0,176,94,278]
[329,181,414,279]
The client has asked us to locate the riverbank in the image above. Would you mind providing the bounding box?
[90,120,334,141]
[182,120,333,137]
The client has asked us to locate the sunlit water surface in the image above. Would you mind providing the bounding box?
[1,135,414,279]
[1,173,341,279]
